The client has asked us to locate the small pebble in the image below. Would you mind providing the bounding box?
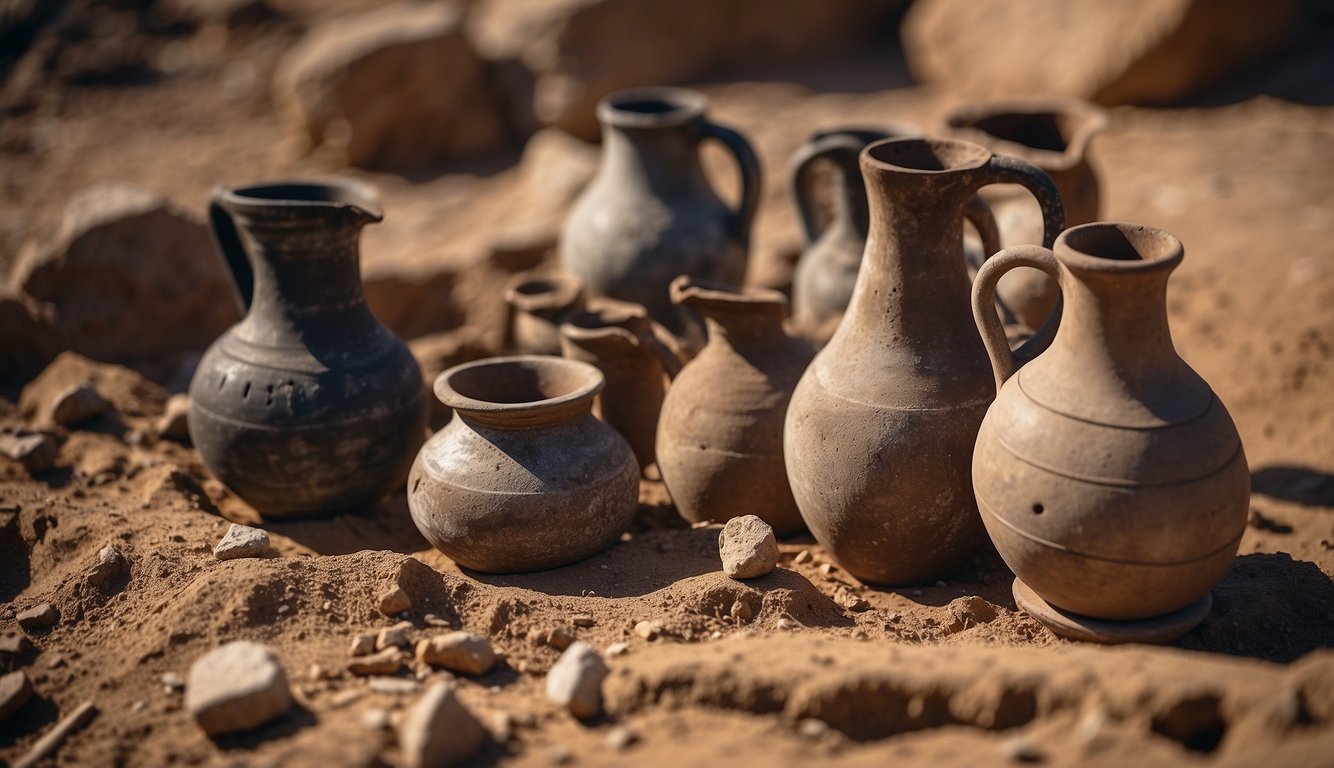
[792,549,812,565]
[376,621,414,651]
[545,641,608,720]
[397,681,490,768]
[51,381,111,426]
[185,641,292,737]
[416,632,497,676]
[349,633,376,657]
[571,614,595,628]
[999,734,1043,763]
[161,672,185,692]
[729,600,754,622]
[818,563,836,577]
[347,648,405,677]
[797,718,829,739]
[360,707,391,731]
[633,621,661,641]
[718,515,778,579]
[0,669,33,721]
[605,642,629,657]
[213,524,273,561]
[544,625,575,651]
[17,602,57,630]
[367,677,419,695]
[377,586,411,617]
[606,725,639,750]
[0,634,34,655]
[87,544,128,587]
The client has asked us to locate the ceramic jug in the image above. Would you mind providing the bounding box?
[505,272,586,355]
[657,276,815,535]
[407,356,639,573]
[971,223,1248,642]
[559,298,681,474]
[945,99,1106,330]
[784,138,1064,584]
[189,180,427,517]
[560,86,761,337]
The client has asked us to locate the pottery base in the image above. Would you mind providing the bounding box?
[1012,578,1211,645]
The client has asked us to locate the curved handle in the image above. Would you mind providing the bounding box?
[962,193,1002,266]
[701,119,762,245]
[973,245,1063,393]
[789,133,867,245]
[979,154,1066,249]
[208,190,253,314]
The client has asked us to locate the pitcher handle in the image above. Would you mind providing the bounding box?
[700,119,762,246]
[208,188,253,313]
[980,154,1065,249]
[962,193,1002,265]
[973,245,1063,393]
[789,133,865,245]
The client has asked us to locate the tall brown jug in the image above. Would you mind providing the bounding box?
[971,223,1249,643]
[783,138,1063,584]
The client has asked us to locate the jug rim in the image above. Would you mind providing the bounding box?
[669,275,788,311]
[434,355,604,417]
[1055,222,1183,275]
[942,98,1107,170]
[504,272,586,312]
[861,137,991,176]
[599,86,708,129]
[214,179,384,221]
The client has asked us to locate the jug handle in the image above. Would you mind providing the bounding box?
[972,244,1063,393]
[962,193,1002,266]
[789,133,864,245]
[979,154,1065,250]
[701,120,761,245]
[208,188,253,314]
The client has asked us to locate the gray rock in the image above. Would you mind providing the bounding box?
[156,393,191,441]
[0,432,57,472]
[416,632,497,676]
[397,681,490,768]
[212,524,273,561]
[185,641,292,737]
[719,515,778,579]
[50,382,110,426]
[86,544,128,587]
[544,641,608,720]
[273,2,507,170]
[0,670,33,721]
[16,602,57,630]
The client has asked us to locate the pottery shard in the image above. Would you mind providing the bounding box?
[397,681,490,768]
[902,0,1298,105]
[719,515,779,579]
[9,184,238,365]
[0,432,57,472]
[213,524,272,561]
[0,670,33,721]
[50,382,110,426]
[17,602,57,630]
[273,2,508,170]
[545,641,608,720]
[185,641,293,737]
[416,632,498,676]
[467,0,906,139]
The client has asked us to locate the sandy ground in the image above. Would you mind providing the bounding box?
[2,25,1334,768]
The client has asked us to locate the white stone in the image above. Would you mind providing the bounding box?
[719,515,778,579]
[416,632,497,676]
[212,524,273,561]
[545,641,607,720]
[185,641,292,736]
[397,681,489,768]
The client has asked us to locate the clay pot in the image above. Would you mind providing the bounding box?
[560,86,761,337]
[559,298,681,473]
[972,223,1248,633]
[407,356,639,573]
[505,272,586,355]
[944,99,1107,330]
[784,138,1064,584]
[189,180,427,518]
[657,276,815,535]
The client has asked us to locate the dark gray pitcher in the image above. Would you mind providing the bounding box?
[188,180,427,518]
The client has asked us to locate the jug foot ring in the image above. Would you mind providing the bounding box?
[1012,578,1211,645]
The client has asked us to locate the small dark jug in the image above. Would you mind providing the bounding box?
[560,86,761,337]
[189,181,427,517]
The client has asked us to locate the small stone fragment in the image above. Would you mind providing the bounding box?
[349,633,376,657]
[605,642,629,657]
[347,648,405,677]
[633,621,661,641]
[416,632,497,676]
[50,381,111,426]
[17,602,57,630]
[378,586,411,617]
[544,625,575,651]
[0,432,57,472]
[606,725,639,750]
[397,681,490,768]
[730,600,754,622]
[87,544,127,586]
[792,549,812,565]
[376,621,414,651]
[368,677,420,695]
[186,641,292,737]
[156,393,191,441]
[361,706,391,731]
[999,734,1043,763]
[718,515,779,579]
[545,641,608,720]
[0,670,34,721]
[161,672,185,693]
[818,563,836,577]
[212,523,273,561]
[571,613,595,628]
[0,633,34,656]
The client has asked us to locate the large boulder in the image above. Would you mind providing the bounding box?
[274,2,509,170]
[8,184,238,369]
[902,0,1299,105]
[467,0,906,139]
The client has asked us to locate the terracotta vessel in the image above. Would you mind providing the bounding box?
[189,181,427,517]
[559,298,681,473]
[560,86,761,337]
[407,356,639,573]
[945,99,1106,330]
[972,223,1248,643]
[784,138,1064,584]
[656,276,815,535]
[505,272,586,355]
